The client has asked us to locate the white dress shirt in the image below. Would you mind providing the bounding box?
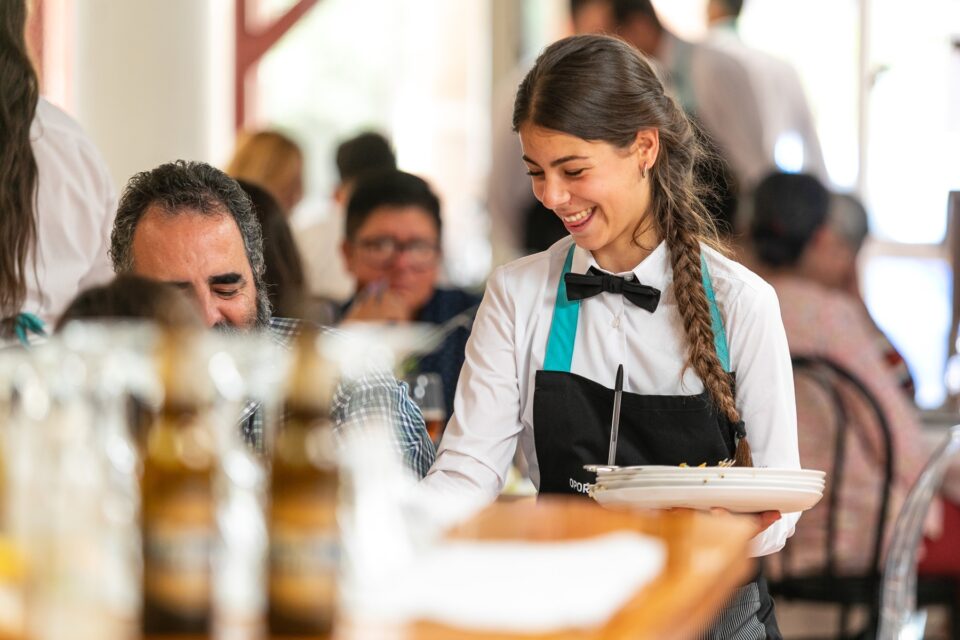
[652,33,766,189]
[705,23,828,186]
[424,236,801,556]
[26,98,117,327]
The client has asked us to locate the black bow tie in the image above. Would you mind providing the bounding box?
[564,266,661,312]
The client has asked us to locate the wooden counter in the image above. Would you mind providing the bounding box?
[153,497,757,640]
[340,497,757,640]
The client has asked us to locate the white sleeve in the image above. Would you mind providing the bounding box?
[76,143,118,290]
[421,266,524,500]
[726,279,801,556]
[29,100,118,323]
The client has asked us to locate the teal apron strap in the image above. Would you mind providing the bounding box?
[543,245,579,372]
[544,247,728,374]
[700,253,730,372]
[14,312,46,347]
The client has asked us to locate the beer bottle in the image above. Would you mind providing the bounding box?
[141,329,216,634]
[268,329,339,635]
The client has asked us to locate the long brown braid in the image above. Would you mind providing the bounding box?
[513,34,752,465]
[648,95,751,466]
[0,0,39,334]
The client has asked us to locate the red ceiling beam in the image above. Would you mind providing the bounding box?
[235,0,319,130]
[26,0,44,85]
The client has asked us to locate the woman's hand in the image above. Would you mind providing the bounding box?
[710,508,781,535]
[754,510,782,535]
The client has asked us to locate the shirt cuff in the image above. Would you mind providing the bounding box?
[749,511,801,557]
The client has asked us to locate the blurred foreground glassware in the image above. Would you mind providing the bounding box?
[275,322,459,632]
[406,373,446,445]
[59,321,159,640]
[0,323,297,640]
[140,328,219,635]
[0,349,30,640]
[267,328,340,636]
[208,329,286,640]
[8,322,159,640]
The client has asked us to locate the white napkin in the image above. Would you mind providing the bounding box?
[359,531,665,633]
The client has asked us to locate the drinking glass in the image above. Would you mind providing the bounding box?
[406,373,446,444]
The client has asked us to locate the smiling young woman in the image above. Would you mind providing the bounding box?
[519,124,660,273]
[422,34,801,639]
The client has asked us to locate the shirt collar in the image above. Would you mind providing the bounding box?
[267,316,302,348]
[571,241,672,290]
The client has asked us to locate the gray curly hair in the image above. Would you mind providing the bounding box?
[109,160,272,327]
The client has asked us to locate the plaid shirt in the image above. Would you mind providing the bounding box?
[239,317,435,478]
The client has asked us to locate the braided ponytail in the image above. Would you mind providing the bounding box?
[651,97,753,466]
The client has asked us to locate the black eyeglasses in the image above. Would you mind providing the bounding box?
[354,236,439,269]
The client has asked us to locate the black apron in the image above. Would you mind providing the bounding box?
[532,245,782,640]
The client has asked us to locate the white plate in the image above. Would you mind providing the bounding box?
[591,465,824,476]
[593,477,824,491]
[590,484,823,513]
[597,467,826,480]
[593,476,826,489]
[592,466,825,482]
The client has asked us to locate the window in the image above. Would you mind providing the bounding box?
[739,0,959,408]
[253,0,492,287]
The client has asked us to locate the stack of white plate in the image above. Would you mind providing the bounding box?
[584,465,825,513]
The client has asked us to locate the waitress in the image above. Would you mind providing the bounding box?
[423,35,799,638]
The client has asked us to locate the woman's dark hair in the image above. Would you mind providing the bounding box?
[514,34,751,463]
[345,169,442,241]
[0,0,39,330]
[56,274,203,332]
[749,172,830,268]
[236,179,307,318]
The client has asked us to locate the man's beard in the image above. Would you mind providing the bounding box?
[213,321,244,335]
[213,289,271,334]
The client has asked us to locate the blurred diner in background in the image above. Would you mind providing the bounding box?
[747,172,960,582]
[1,0,959,638]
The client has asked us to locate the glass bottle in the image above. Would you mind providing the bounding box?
[268,329,339,635]
[141,329,216,634]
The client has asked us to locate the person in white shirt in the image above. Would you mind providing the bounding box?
[705,0,828,185]
[0,0,116,344]
[614,0,767,193]
[423,34,799,639]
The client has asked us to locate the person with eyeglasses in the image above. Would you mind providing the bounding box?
[339,169,481,419]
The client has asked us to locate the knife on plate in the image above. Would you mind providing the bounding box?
[607,364,624,466]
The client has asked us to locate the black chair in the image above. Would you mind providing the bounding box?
[768,355,893,639]
[769,356,958,639]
